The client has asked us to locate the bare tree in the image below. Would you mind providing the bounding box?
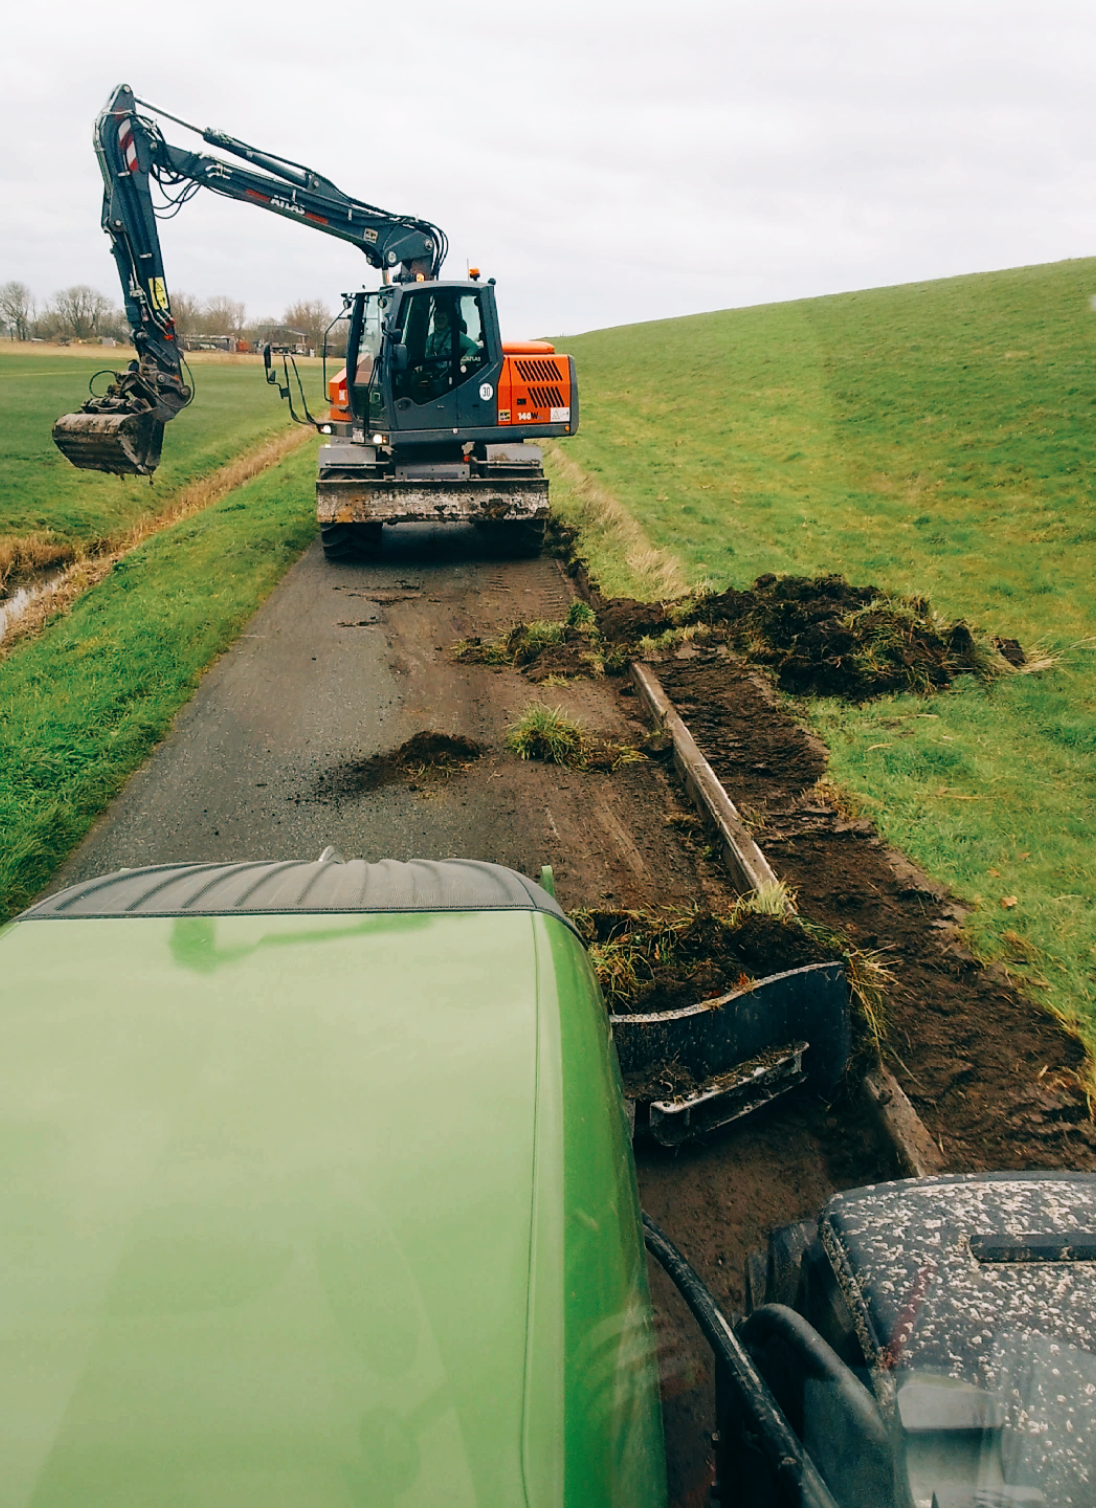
[48,285,116,340]
[199,296,247,338]
[166,289,202,335]
[284,298,332,353]
[98,306,132,343]
[0,280,35,340]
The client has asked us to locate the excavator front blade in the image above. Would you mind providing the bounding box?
[52,411,165,477]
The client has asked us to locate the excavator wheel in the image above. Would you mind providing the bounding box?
[320,522,383,562]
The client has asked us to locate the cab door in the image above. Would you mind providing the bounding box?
[389,287,499,435]
[454,290,502,429]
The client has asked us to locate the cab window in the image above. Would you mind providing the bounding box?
[354,292,388,386]
[393,290,486,405]
[456,294,486,376]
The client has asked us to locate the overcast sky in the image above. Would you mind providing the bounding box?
[4,0,1095,339]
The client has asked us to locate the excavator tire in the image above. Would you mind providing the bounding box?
[320,522,383,562]
[51,412,164,477]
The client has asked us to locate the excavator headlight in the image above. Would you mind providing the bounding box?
[371,433,387,445]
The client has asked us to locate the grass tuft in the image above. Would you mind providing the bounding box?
[843,947,895,1054]
[505,705,586,766]
[728,880,798,920]
[586,936,644,1008]
[504,702,644,770]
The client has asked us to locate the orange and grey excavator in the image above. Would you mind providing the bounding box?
[53,85,578,557]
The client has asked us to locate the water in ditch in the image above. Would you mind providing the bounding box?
[0,570,69,647]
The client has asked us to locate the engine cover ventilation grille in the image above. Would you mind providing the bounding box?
[527,385,565,410]
[515,357,566,382]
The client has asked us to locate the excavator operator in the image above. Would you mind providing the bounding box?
[406,297,484,400]
[425,304,478,363]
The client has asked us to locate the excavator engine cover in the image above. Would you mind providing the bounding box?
[51,411,165,477]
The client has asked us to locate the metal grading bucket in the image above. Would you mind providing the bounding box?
[611,961,851,1146]
[52,411,165,476]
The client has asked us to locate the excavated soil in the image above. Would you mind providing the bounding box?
[310,730,484,801]
[466,558,1002,702]
[450,539,1084,1171]
[654,652,1096,1173]
[573,562,996,701]
[573,906,841,1017]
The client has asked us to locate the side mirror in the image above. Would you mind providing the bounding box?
[391,343,409,373]
[262,344,275,384]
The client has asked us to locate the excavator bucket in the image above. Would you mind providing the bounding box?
[51,411,165,477]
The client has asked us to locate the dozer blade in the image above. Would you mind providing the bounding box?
[52,412,165,477]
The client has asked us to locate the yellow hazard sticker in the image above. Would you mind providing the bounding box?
[149,277,168,310]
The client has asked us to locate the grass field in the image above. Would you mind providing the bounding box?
[0,443,318,921]
[0,347,299,561]
[546,258,1096,1051]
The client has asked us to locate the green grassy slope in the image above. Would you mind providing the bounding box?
[0,351,296,550]
[548,259,1096,1049]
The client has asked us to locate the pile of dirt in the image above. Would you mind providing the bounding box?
[311,731,483,802]
[602,574,991,699]
[656,652,1096,1173]
[545,516,1009,699]
[571,905,841,1017]
[464,567,998,700]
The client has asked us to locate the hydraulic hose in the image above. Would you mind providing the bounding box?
[642,1213,841,1508]
[739,1304,889,1457]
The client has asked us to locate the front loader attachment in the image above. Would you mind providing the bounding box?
[52,410,165,477]
[612,961,851,1146]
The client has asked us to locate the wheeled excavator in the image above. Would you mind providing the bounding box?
[52,85,578,558]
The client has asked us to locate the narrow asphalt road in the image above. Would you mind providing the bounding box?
[50,526,576,887]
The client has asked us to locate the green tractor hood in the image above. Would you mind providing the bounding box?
[0,859,664,1507]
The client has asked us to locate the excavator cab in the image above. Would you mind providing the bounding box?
[345,281,504,439]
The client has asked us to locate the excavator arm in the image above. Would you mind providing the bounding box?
[52,84,447,475]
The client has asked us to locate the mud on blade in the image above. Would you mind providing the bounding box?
[52,412,165,477]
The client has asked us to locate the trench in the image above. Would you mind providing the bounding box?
[0,424,314,657]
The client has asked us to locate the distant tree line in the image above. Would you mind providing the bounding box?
[0,280,334,354]
[0,281,129,343]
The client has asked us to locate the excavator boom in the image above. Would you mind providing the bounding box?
[52,85,446,474]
